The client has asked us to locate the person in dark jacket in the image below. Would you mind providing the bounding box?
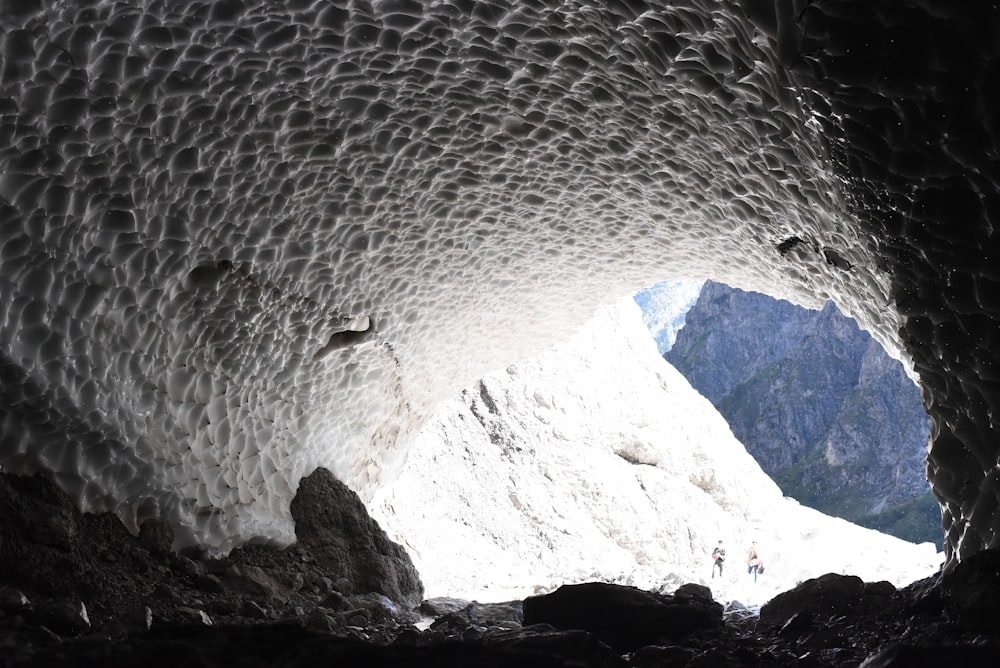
[711,540,725,578]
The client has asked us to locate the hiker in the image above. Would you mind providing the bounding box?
[747,541,763,582]
[711,540,725,578]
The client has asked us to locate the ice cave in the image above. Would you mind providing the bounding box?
[1,0,999,665]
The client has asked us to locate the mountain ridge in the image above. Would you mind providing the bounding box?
[663,281,939,546]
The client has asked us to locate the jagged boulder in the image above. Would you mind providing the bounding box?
[290,468,423,609]
[759,573,865,628]
[522,582,723,653]
[429,600,524,633]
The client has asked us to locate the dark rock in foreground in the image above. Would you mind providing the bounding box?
[759,572,866,628]
[12,624,626,668]
[288,467,424,609]
[2,469,1000,667]
[522,581,723,652]
[429,599,524,634]
[940,546,1000,632]
[859,643,1000,668]
[0,468,422,639]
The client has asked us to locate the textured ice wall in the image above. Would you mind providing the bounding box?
[0,0,991,557]
[748,1,1000,566]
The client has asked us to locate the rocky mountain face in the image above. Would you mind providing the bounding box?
[664,281,939,546]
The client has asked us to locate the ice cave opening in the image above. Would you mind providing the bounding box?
[0,0,1000,648]
[367,281,942,606]
[2,0,1000,661]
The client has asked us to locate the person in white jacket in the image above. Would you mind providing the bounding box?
[747,541,764,582]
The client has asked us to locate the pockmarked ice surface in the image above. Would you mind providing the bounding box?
[0,1,997,565]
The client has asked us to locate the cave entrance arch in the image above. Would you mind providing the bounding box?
[0,1,996,572]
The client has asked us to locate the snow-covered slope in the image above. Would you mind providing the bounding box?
[369,300,940,605]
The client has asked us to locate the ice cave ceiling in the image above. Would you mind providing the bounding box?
[0,0,997,565]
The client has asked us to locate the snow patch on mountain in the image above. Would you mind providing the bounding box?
[369,300,940,606]
[633,279,706,354]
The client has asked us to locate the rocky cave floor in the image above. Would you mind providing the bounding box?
[2,471,999,668]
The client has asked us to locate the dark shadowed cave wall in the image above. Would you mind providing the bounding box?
[743,0,1000,564]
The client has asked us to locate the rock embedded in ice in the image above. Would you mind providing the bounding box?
[289,468,423,608]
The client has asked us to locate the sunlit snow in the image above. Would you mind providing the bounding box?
[370,299,941,607]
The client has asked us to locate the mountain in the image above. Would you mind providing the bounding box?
[633,279,705,355]
[369,299,939,604]
[663,281,939,546]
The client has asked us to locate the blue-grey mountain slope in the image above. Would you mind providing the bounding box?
[663,282,939,546]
